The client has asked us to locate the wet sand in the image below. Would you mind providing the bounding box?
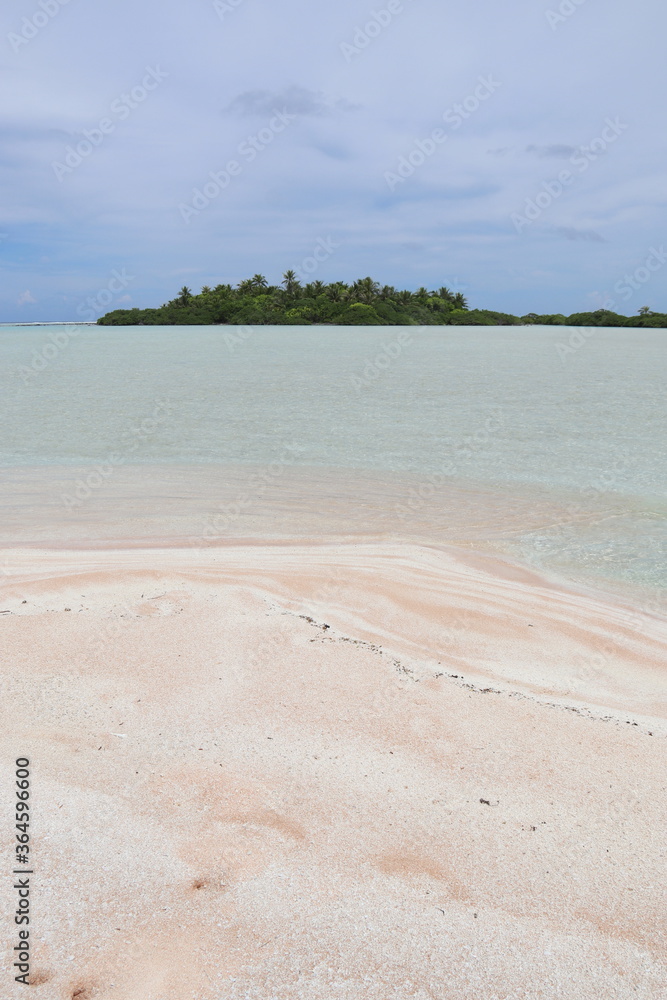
[2,539,666,999]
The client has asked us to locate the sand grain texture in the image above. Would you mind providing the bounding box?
[1,541,666,999]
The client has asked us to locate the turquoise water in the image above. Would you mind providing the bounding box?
[1,324,665,599]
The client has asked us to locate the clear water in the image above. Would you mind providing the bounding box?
[1,324,665,603]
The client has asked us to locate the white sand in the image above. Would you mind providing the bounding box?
[1,540,666,999]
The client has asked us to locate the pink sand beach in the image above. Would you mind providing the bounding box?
[2,518,666,999]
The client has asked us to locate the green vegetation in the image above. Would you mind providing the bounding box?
[97,273,667,327]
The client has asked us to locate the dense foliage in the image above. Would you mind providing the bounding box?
[97,273,667,327]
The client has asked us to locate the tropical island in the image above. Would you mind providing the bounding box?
[97,272,667,327]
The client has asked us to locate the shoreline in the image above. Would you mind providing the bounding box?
[1,461,665,617]
[0,321,98,327]
[3,537,666,724]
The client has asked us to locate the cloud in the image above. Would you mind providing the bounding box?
[526,144,577,159]
[0,0,664,318]
[224,85,360,118]
[17,290,36,305]
[555,226,607,243]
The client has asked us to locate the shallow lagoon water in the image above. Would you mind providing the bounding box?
[1,324,665,601]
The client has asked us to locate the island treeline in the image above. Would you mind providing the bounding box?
[97,272,667,327]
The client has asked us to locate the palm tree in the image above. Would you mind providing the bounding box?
[250,274,268,292]
[326,282,347,303]
[351,277,379,304]
[282,270,301,296]
[379,285,396,301]
[200,285,212,296]
[178,286,192,305]
[452,292,468,309]
[436,286,455,304]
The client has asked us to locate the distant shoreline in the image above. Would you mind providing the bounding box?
[2,317,665,328]
[0,322,98,327]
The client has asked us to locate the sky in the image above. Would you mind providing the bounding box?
[1,0,666,321]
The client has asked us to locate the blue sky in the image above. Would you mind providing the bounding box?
[1,0,666,320]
